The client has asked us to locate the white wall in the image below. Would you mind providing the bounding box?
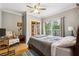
[26,14,41,43]
[0,4,2,28]
[0,10,2,28]
[2,11,22,33]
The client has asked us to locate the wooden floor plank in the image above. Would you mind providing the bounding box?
[0,43,28,56]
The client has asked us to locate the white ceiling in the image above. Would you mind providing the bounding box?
[0,3,77,18]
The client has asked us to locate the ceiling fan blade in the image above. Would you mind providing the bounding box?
[27,5,33,8]
[34,5,37,9]
[39,8,46,10]
[33,3,40,9]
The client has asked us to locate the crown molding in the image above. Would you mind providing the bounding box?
[2,9,22,16]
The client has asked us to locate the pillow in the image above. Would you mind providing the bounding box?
[34,35,46,38]
[6,31,13,36]
[6,31,14,38]
[52,36,76,47]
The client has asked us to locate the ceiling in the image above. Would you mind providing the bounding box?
[0,3,77,18]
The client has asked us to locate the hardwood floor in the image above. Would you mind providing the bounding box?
[15,43,28,55]
[0,43,28,56]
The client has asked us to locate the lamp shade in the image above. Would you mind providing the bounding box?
[68,26,73,31]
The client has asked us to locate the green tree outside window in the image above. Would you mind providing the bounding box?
[45,22,51,35]
[52,21,60,36]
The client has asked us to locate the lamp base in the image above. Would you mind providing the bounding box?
[71,31,74,36]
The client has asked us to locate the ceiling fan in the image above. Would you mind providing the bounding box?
[27,3,46,14]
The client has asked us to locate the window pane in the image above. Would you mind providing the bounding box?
[52,19,61,36]
[45,22,51,35]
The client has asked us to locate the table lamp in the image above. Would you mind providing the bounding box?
[68,26,74,36]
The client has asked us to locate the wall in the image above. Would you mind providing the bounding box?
[43,7,79,36]
[2,11,22,33]
[0,4,2,28]
[26,14,41,43]
[0,10,2,28]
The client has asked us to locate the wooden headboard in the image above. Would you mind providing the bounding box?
[72,26,79,56]
[76,26,79,46]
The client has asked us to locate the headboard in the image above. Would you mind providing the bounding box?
[72,26,79,56]
[76,26,79,46]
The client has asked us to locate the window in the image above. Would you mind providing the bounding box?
[44,19,61,36]
[52,20,61,36]
[45,22,51,35]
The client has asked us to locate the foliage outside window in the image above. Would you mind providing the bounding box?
[45,20,60,36]
[45,22,51,35]
[52,21,60,36]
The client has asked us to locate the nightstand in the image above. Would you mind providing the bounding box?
[18,35,26,43]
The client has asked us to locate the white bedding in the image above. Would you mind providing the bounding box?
[51,36,76,56]
[31,35,76,56]
[32,35,62,43]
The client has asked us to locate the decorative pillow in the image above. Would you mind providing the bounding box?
[52,36,76,47]
[6,31,13,38]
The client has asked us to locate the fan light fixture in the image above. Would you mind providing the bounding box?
[27,3,46,14]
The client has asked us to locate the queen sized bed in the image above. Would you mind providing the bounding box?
[28,35,76,56]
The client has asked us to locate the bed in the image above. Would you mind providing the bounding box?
[28,35,76,56]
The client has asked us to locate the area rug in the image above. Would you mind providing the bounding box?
[21,49,39,56]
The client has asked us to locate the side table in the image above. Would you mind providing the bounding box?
[18,35,26,43]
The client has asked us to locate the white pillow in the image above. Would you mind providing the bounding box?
[34,35,46,38]
[52,36,76,47]
[6,31,13,37]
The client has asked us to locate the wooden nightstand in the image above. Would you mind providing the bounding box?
[18,35,26,43]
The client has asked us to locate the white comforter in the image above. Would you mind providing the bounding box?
[32,35,76,56]
[51,36,76,56]
[32,35,62,43]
